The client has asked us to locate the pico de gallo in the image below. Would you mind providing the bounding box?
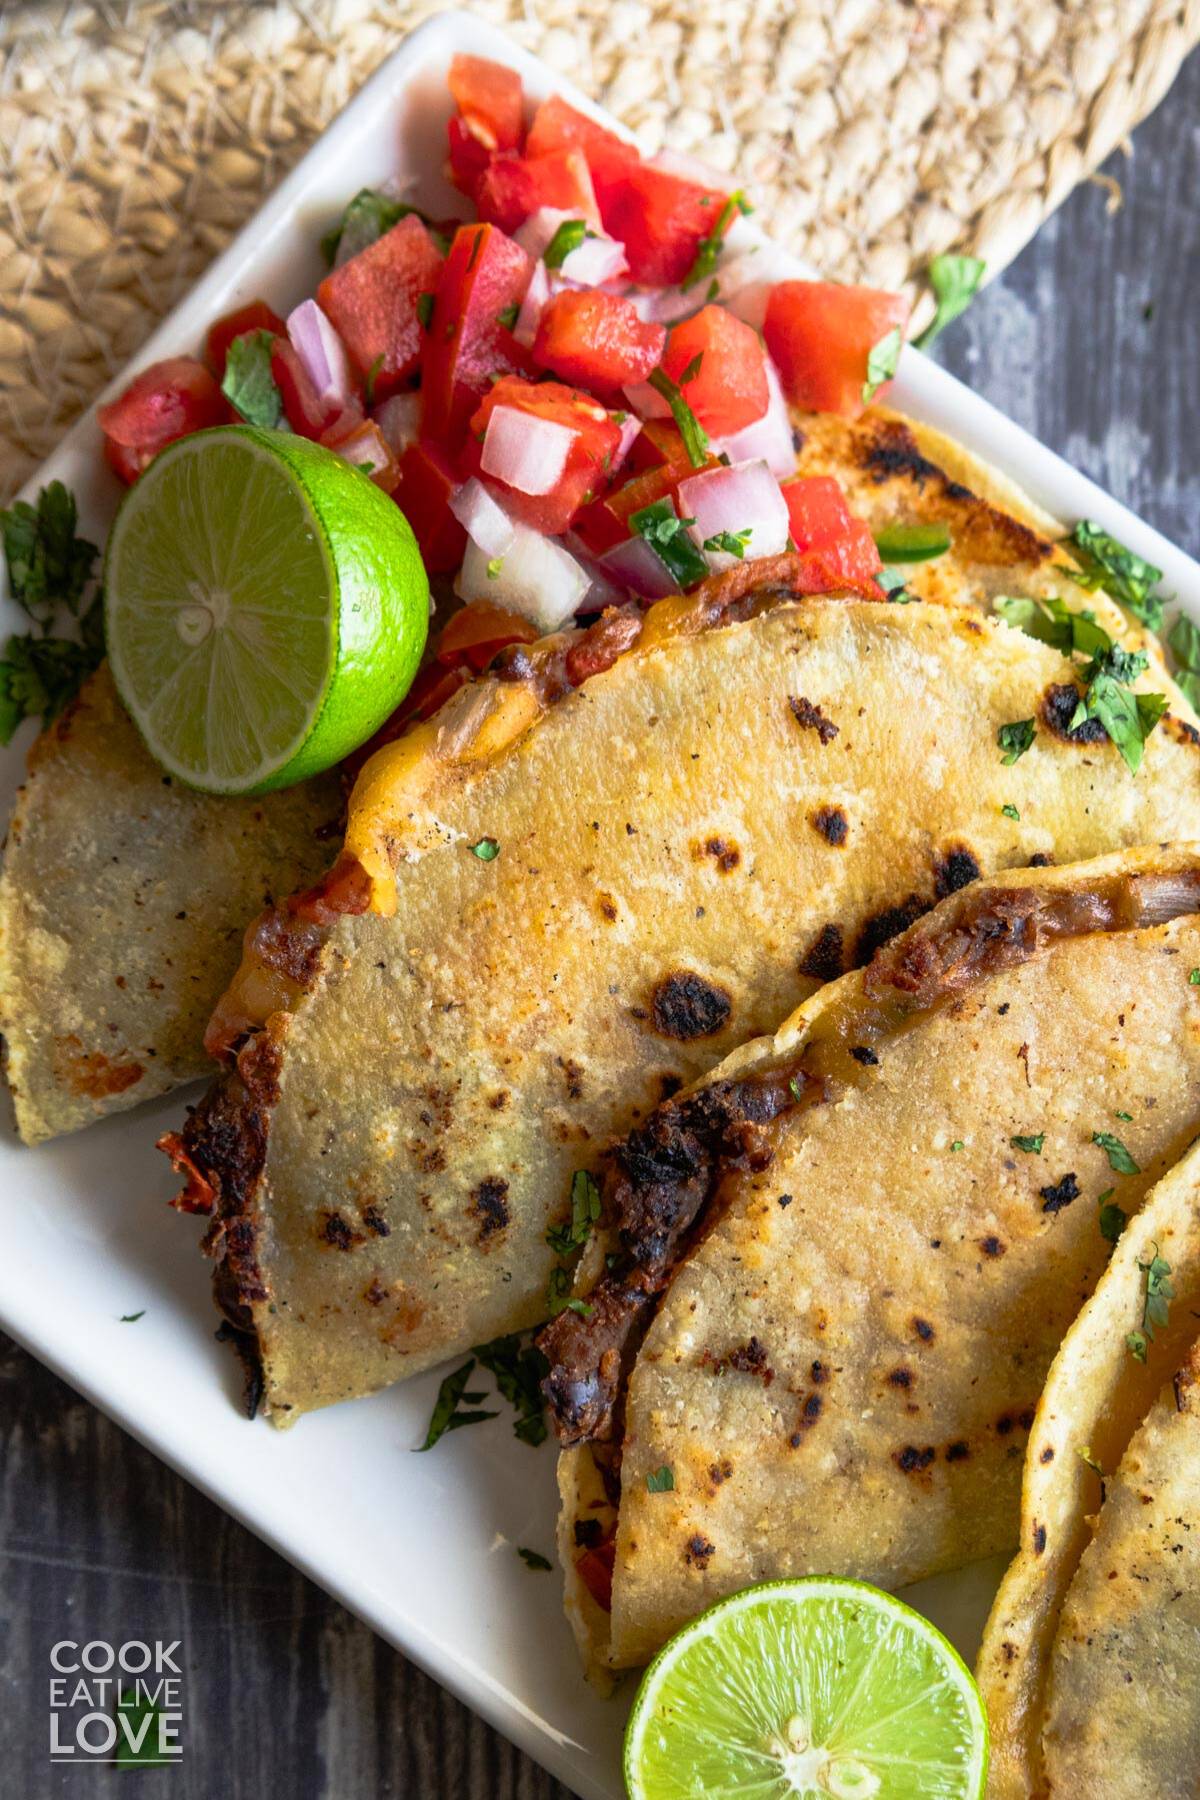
[95,55,912,727]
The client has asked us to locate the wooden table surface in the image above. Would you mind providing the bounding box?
[3,46,1199,1800]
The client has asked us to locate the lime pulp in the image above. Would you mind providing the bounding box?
[104,424,428,794]
[624,1577,988,1800]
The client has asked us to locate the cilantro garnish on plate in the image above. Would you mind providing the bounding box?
[0,481,104,744]
[1062,521,1164,632]
[913,254,987,350]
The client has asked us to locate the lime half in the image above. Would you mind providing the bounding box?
[105,424,428,793]
[624,1578,988,1800]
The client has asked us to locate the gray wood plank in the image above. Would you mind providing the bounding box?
[2,43,1197,1800]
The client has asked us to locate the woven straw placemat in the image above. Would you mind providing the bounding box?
[2,0,1197,502]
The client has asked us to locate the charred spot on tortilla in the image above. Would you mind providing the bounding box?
[811,1360,828,1384]
[597,892,619,921]
[849,1045,879,1066]
[981,1235,1006,1258]
[895,1444,936,1475]
[558,1057,584,1099]
[855,893,929,965]
[1040,1171,1081,1215]
[361,1204,390,1237]
[946,1440,970,1462]
[708,1458,733,1487]
[1039,1444,1055,1463]
[363,1278,387,1306]
[650,972,733,1040]
[862,422,945,492]
[470,1177,510,1245]
[913,1316,936,1342]
[1033,1521,1047,1554]
[716,1336,774,1384]
[1040,682,1108,745]
[788,695,838,744]
[488,1090,510,1110]
[658,1073,684,1102]
[693,835,741,872]
[319,1210,363,1251]
[811,805,848,847]
[887,1366,914,1389]
[684,1533,715,1570]
[934,843,982,898]
[799,922,845,983]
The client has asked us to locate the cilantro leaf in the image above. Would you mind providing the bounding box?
[1069,656,1166,774]
[0,623,104,745]
[221,329,282,429]
[647,367,709,468]
[1098,1190,1127,1244]
[472,1332,550,1448]
[913,254,987,350]
[517,1546,552,1571]
[1001,803,1021,821]
[703,528,753,560]
[321,188,423,264]
[681,190,752,291]
[1011,1133,1044,1154]
[862,326,903,406]
[1063,522,1164,631]
[630,497,708,587]
[998,719,1036,764]
[646,1465,675,1492]
[1093,1130,1139,1175]
[993,592,1111,661]
[1,481,97,627]
[1126,1245,1173,1361]
[413,1358,499,1450]
[119,1310,146,1323]
[543,219,590,270]
[546,1169,603,1257]
[471,837,500,861]
[547,1265,593,1319]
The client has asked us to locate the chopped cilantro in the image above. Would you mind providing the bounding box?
[998,719,1036,764]
[1011,1134,1044,1154]
[1167,612,1200,711]
[1126,1244,1173,1361]
[1076,1444,1104,1476]
[1067,647,1167,774]
[646,1465,675,1492]
[1001,803,1021,821]
[547,1265,593,1319]
[546,1169,602,1257]
[471,837,500,860]
[0,482,104,743]
[1098,1190,1127,1244]
[681,190,752,290]
[913,254,987,350]
[1114,1110,1133,1122]
[543,219,590,270]
[950,1140,964,1152]
[496,302,520,331]
[221,329,282,429]
[119,1310,146,1323]
[703,528,753,560]
[993,592,1110,660]
[416,291,435,331]
[862,325,903,406]
[472,1332,550,1447]
[486,556,504,581]
[873,523,950,563]
[1093,1131,1139,1175]
[1063,521,1164,631]
[648,366,709,468]
[788,1076,805,1103]
[1191,969,1200,986]
[321,188,422,264]
[517,1546,552,1571]
[414,1358,499,1450]
[364,353,385,408]
[630,497,708,587]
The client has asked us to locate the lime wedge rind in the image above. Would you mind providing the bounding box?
[624,1577,988,1800]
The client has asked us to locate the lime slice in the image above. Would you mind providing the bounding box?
[105,424,428,793]
[624,1577,988,1800]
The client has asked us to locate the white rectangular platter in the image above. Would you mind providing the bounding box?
[3,14,1199,1797]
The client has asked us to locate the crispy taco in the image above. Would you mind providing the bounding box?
[0,665,341,1143]
[538,846,1200,1676]
[978,1138,1200,1796]
[167,577,1200,1425]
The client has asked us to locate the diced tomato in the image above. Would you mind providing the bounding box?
[603,161,728,287]
[324,418,400,492]
[447,115,491,201]
[476,148,600,236]
[393,440,467,574]
[448,54,524,154]
[532,290,664,395]
[98,356,232,483]
[807,520,882,586]
[764,281,910,419]
[524,95,638,222]
[460,375,621,535]
[421,224,534,447]
[317,215,444,399]
[205,301,286,378]
[435,602,539,672]
[627,419,693,474]
[781,475,856,550]
[661,305,767,435]
[270,339,362,441]
[575,1538,615,1612]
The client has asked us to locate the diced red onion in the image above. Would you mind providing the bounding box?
[481,404,577,496]
[599,534,678,599]
[456,524,589,632]
[622,284,706,326]
[560,234,628,285]
[449,478,515,559]
[623,379,671,420]
[372,392,421,457]
[562,531,630,611]
[514,260,551,348]
[613,412,643,473]
[713,246,801,330]
[286,299,353,408]
[677,459,790,571]
[711,359,795,477]
[333,420,396,489]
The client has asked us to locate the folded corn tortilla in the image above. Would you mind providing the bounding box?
[540,847,1200,1675]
